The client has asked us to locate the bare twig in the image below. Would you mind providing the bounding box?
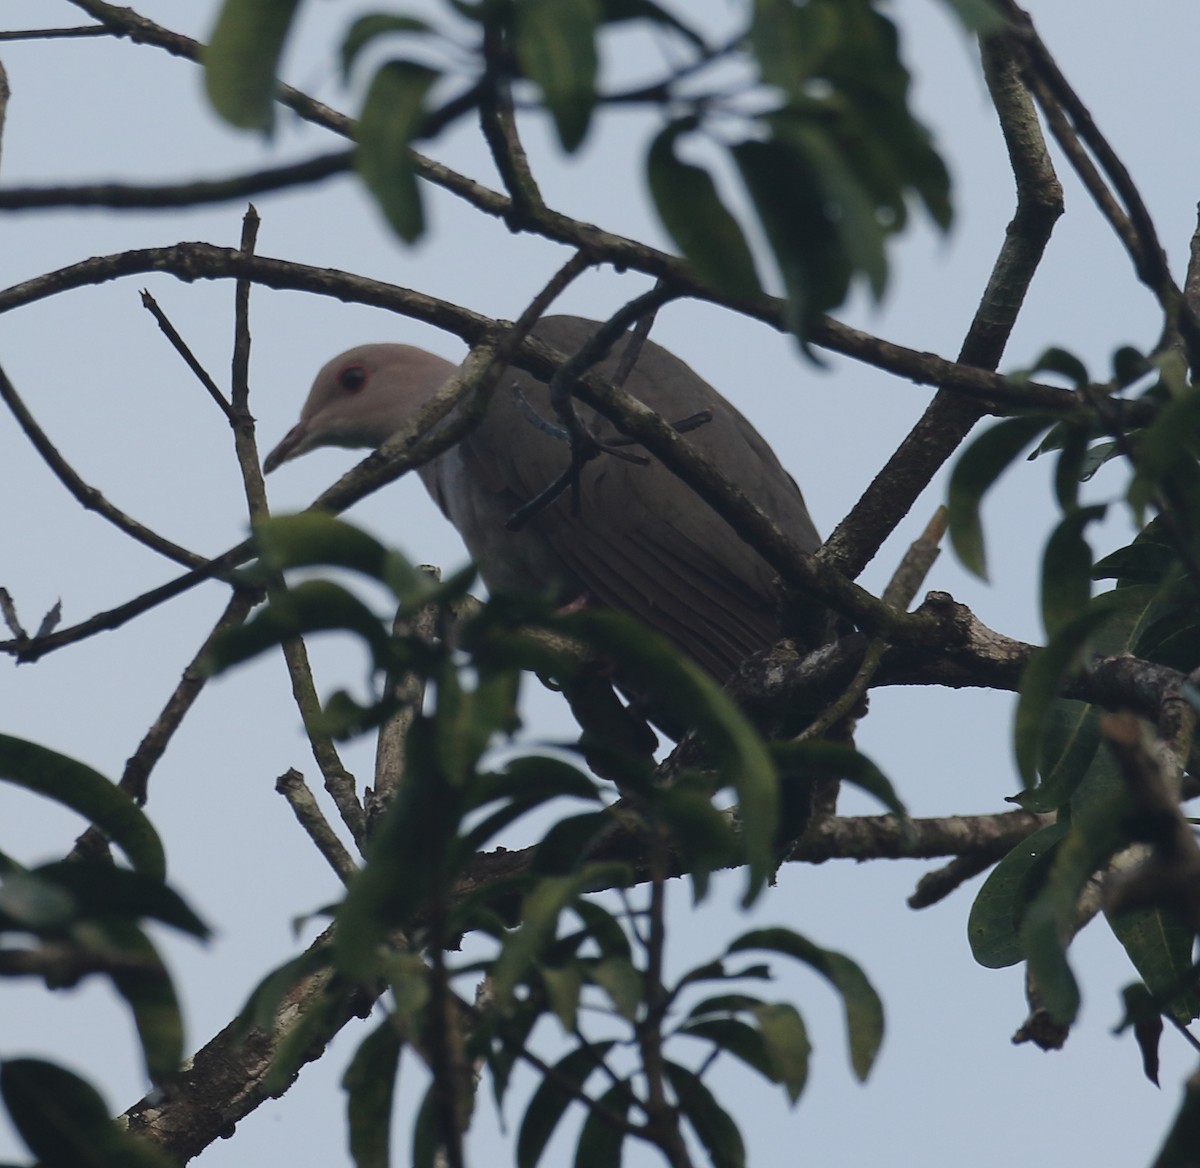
[0,150,352,211]
[820,34,1063,581]
[140,290,234,421]
[0,361,211,571]
[276,770,359,887]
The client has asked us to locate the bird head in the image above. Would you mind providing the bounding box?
[263,343,456,473]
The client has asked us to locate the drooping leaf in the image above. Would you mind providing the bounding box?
[1107,906,1200,1026]
[727,928,882,1080]
[98,919,184,1082]
[1040,504,1106,637]
[1013,598,1120,787]
[343,1016,404,1168]
[558,609,777,902]
[356,60,440,241]
[1,1058,173,1168]
[515,0,601,152]
[208,578,393,673]
[573,1078,634,1168]
[665,1061,745,1168]
[516,1043,615,1168]
[947,414,1056,579]
[647,121,762,299]
[1020,786,1134,1025]
[342,13,435,79]
[967,821,1067,968]
[0,736,164,880]
[28,862,209,938]
[204,0,303,130]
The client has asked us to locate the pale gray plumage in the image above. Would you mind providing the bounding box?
[265,316,822,681]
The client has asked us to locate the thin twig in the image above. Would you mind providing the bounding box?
[141,290,234,421]
[0,361,211,571]
[820,34,1063,580]
[276,769,359,887]
[0,150,352,211]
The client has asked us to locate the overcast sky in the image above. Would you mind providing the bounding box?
[3,2,1199,1165]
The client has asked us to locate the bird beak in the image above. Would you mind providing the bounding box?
[262,421,309,474]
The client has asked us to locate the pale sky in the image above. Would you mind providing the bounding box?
[2,2,1198,1165]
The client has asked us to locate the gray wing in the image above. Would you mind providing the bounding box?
[427,315,821,680]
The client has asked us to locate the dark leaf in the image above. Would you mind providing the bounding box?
[727,928,882,1080]
[342,13,434,79]
[357,60,440,241]
[204,0,302,130]
[947,415,1056,579]
[573,1078,634,1168]
[515,0,600,152]
[1041,504,1107,637]
[0,735,164,880]
[647,122,762,299]
[665,1060,745,1168]
[343,1016,404,1168]
[1014,597,1121,787]
[517,1042,615,1168]
[1,1058,172,1168]
[967,821,1067,968]
[29,862,209,938]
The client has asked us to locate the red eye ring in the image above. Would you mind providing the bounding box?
[337,364,368,393]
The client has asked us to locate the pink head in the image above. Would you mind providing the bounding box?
[263,343,457,473]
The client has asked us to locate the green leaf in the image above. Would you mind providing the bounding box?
[335,719,464,979]
[1032,346,1090,388]
[1014,598,1120,787]
[209,578,393,673]
[727,928,882,1080]
[967,821,1067,968]
[1012,700,1099,814]
[1021,787,1134,1024]
[1041,504,1106,637]
[665,1061,745,1168]
[947,415,1056,578]
[236,947,333,1033]
[342,13,434,79]
[0,736,164,880]
[1107,906,1200,1026]
[678,1016,777,1084]
[343,1016,404,1168]
[587,954,642,1020]
[651,777,739,903]
[204,0,302,131]
[541,961,584,1030]
[529,811,613,875]
[733,136,849,341]
[29,862,209,938]
[515,0,601,152]
[573,1079,634,1168]
[647,122,762,299]
[558,610,778,904]
[1,1058,173,1168]
[356,60,440,241]
[517,1043,615,1168]
[753,1003,811,1104]
[0,871,76,931]
[771,741,906,819]
[100,920,184,1082]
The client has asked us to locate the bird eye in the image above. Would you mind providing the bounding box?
[337,364,368,393]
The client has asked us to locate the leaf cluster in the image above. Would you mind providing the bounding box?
[207,513,895,1167]
[203,0,999,340]
[948,347,1200,1052]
